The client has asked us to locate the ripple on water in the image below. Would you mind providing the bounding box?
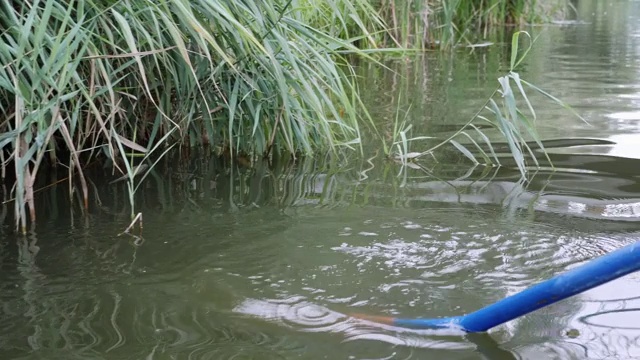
[233,296,470,350]
[330,220,569,295]
[142,203,640,359]
[5,185,640,359]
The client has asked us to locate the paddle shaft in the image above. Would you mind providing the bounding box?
[393,240,640,332]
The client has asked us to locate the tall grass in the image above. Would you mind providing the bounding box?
[369,0,571,48]
[0,0,574,234]
[0,0,378,233]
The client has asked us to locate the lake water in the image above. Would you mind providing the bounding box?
[2,0,640,359]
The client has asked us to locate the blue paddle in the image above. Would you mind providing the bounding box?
[354,240,640,332]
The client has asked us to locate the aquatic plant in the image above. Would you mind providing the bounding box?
[0,0,573,234]
[0,0,377,233]
[369,0,572,48]
[389,31,586,176]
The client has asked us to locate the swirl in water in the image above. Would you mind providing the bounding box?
[233,296,470,350]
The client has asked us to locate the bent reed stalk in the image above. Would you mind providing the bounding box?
[0,1,571,234]
[0,0,378,233]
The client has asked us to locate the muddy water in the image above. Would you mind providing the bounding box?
[2,0,640,359]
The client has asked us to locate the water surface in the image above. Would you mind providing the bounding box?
[2,1,640,359]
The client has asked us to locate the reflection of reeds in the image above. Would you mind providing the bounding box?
[1,217,147,357]
[101,150,640,224]
[15,232,44,353]
[97,152,492,216]
[19,146,640,234]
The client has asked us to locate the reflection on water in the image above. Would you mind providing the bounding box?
[5,155,640,359]
[2,0,640,359]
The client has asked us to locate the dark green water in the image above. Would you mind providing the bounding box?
[3,1,640,359]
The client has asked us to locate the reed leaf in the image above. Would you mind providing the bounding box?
[450,139,479,166]
[0,0,380,232]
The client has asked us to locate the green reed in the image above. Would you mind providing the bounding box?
[0,0,378,233]
[0,0,574,234]
[389,31,586,176]
[368,0,571,49]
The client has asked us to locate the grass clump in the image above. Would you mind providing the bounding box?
[369,0,572,48]
[0,0,575,234]
[0,0,379,233]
